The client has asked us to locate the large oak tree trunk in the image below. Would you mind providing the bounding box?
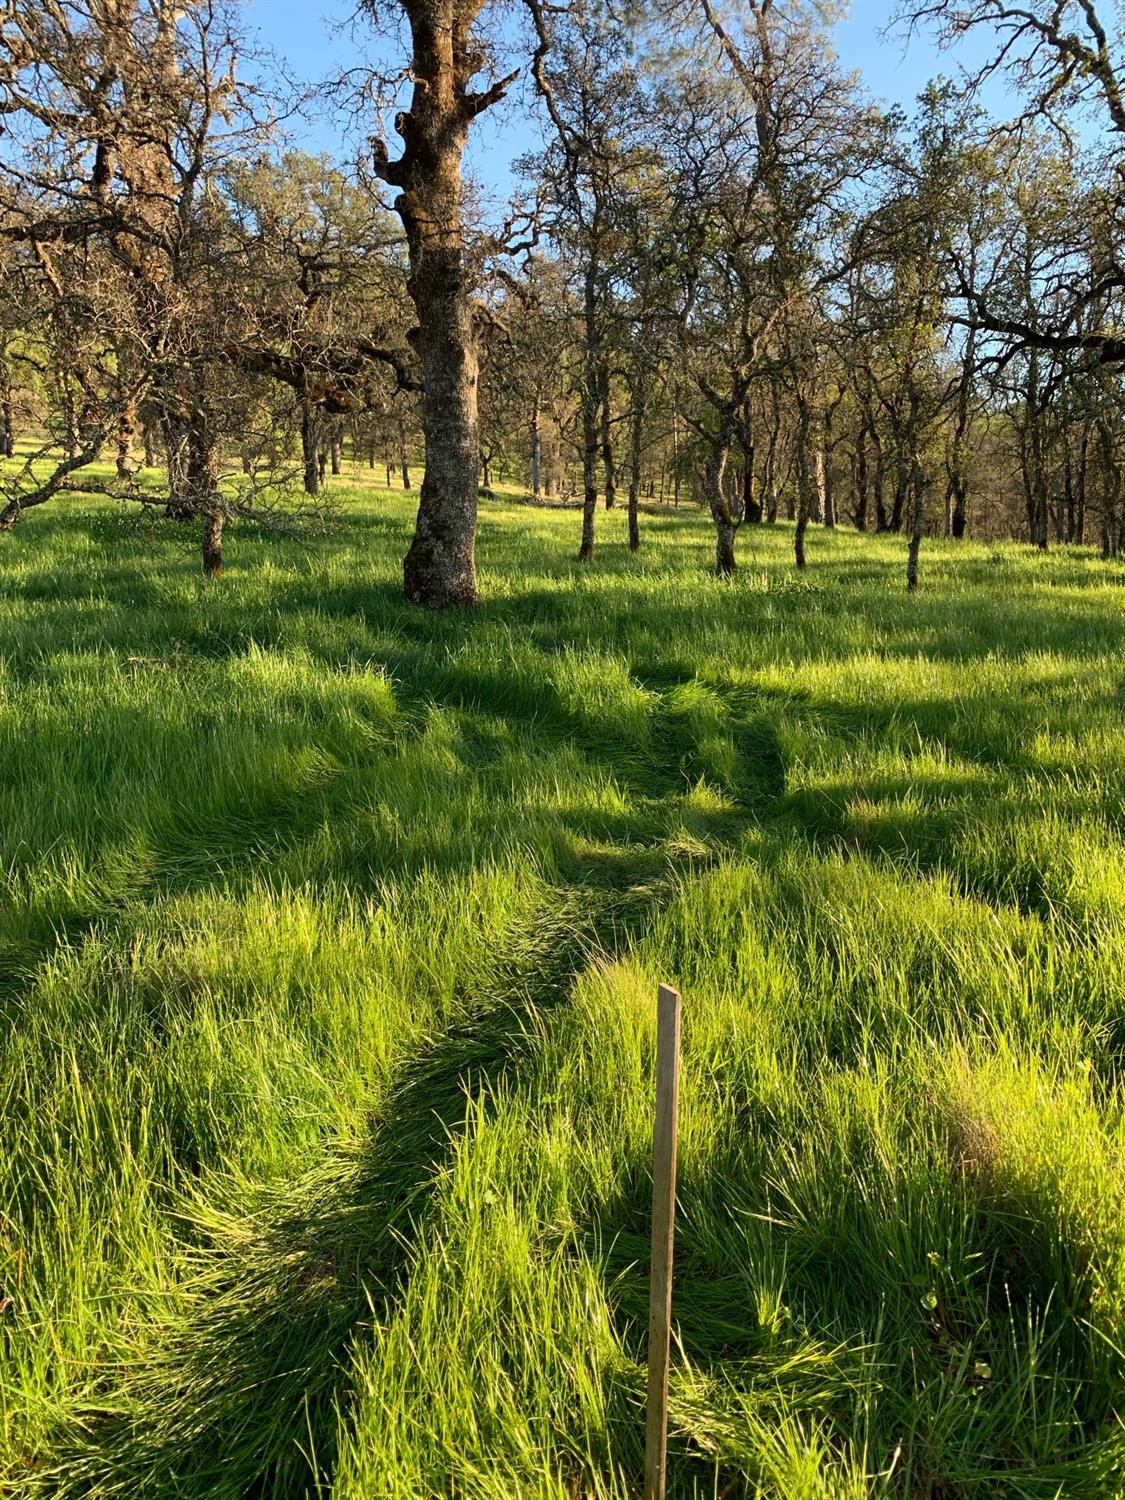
[186,407,224,577]
[402,261,480,605]
[374,0,513,608]
[704,425,738,576]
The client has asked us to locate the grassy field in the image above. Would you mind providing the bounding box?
[2,469,1125,1497]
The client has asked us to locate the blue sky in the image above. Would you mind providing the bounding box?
[245,0,1011,197]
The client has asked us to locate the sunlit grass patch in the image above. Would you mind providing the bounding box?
[2,489,1125,1494]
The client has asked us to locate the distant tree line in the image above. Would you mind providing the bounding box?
[1,0,1123,602]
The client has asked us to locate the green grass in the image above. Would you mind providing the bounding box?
[2,468,1125,1496]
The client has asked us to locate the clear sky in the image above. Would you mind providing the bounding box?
[244,0,1014,197]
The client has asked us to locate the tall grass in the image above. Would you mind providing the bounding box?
[1,478,1124,1495]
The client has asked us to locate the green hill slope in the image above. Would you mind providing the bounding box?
[2,485,1124,1496]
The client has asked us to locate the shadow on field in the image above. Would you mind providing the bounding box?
[53,868,731,1494]
[67,953,585,1493]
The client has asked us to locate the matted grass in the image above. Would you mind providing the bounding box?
[2,472,1124,1496]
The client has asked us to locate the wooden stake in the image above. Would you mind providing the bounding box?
[644,982,681,1500]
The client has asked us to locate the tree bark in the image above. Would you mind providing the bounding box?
[186,407,224,576]
[0,356,13,458]
[906,441,925,592]
[301,405,321,496]
[947,325,975,540]
[854,422,869,530]
[627,372,646,552]
[704,418,738,575]
[868,415,888,532]
[202,509,224,577]
[821,406,835,529]
[531,395,542,500]
[795,396,814,570]
[890,448,908,532]
[741,393,762,523]
[578,261,600,560]
[163,413,194,520]
[116,398,137,478]
[599,356,616,509]
[374,0,511,608]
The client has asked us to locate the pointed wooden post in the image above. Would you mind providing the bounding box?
[645,982,681,1500]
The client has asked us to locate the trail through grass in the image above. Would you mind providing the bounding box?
[2,476,1125,1495]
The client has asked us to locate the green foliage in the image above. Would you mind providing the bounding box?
[2,480,1125,1495]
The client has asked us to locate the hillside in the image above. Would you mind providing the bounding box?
[2,486,1124,1496]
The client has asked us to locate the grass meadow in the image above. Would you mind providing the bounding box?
[3,466,1125,1496]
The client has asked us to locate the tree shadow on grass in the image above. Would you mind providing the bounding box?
[51,875,685,1498]
[574,1122,1116,1499]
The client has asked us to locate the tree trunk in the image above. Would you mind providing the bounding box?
[579,261,600,561]
[821,406,835,528]
[1077,422,1090,544]
[399,418,412,491]
[947,324,975,540]
[868,418,888,532]
[373,1,509,609]
[672,409,681,508]
[741,394,761,523]
[301,405,321,496]
[764,378,782,522]
[202,509,224,577]
[0,364,13,457]
[949,469,968,539]
[821,449,835,528]
[627,371,646,552]
[794,396,814,570]
[330,430,342,475]
[906,441,925,592]
[400,265,479,605]
[706,447,737,574]
[854,423,869,530]
[163,413,194,520]
[531,395,542,500]
[890,448,908,532]
[702,410,739,574]
[1097,413,1120,560]
[186,406,224,577]
[66,399,82,459]
[116,398,136,478]
[599,356,615,509]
